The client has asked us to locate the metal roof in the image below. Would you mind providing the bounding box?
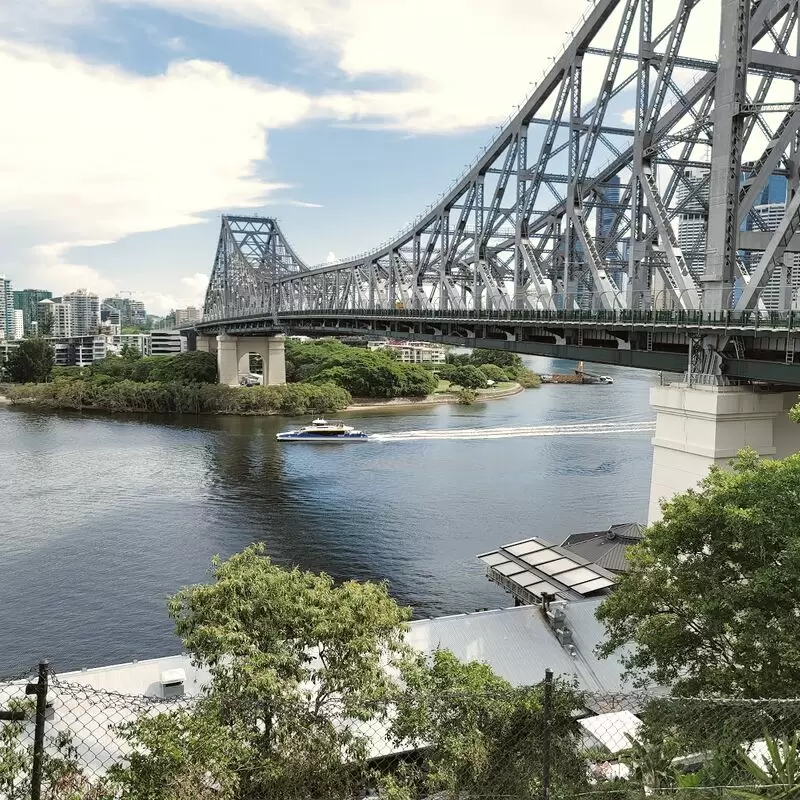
[560,523,645,574]
[477,536,617,604]
[407,600,631,694]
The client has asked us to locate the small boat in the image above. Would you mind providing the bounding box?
[276,418,369,442]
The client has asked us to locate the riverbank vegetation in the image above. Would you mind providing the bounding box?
[5,379,351,415]
[444,348,542,388]
[286,339,438,397]
[4,343,351,415]
[2,339,540,415]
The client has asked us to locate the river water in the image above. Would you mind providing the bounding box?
[0,356,658,675]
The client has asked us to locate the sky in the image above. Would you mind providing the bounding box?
[0,0,722,315]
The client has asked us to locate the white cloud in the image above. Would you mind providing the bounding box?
[86,0,604,133]
[325,251,338,263]
[286,200,323,208]
[0,41,316,306]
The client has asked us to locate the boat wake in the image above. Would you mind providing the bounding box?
[371,420,655,443]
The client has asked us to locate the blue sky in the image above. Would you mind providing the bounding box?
[0,0,712,314]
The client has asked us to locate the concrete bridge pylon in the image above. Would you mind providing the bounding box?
[196,333,286,387]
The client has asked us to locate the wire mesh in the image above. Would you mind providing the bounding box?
[4,667,800,799]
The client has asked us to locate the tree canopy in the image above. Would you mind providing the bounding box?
[448,365,488,390]
[103,546,587,800]
[287,340,437,398]
[4,339,54,383]
[597,449,800,698]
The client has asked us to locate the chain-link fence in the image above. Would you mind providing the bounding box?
[4,663,800,799]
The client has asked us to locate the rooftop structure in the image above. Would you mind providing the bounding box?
[560,523,645,574]
[478,536,617,606]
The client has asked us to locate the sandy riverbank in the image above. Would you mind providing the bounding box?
[345,382,524,412]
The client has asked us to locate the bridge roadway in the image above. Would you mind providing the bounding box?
[196,307,800,386]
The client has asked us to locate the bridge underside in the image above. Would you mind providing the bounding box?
[197,310,800,385]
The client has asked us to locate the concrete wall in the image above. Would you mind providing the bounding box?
[215,333,286,387]
[648,383,800,523]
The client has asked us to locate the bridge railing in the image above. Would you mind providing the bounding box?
[274,308,800,330]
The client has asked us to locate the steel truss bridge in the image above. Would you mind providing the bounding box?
[201,0,800,385]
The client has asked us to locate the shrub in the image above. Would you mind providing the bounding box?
[456,388,477,405]
[516,369,542,388]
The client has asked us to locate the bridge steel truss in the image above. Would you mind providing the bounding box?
[204,0,800,324]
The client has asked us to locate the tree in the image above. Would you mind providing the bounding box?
[449,365,488,390]
[469,348,523,373]
[114,545,413,799]
[476,363,509,383]
[389,650,587,800]
[399,365,438,397]
[91,355,136,381]
[5,339,54,383]
[445,352,470,366]
[597,449,800,698]
[120,343,142,362]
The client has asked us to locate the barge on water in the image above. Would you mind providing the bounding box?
[540,362,614,385]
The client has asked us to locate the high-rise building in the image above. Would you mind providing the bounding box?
[0,276,12,341]
[62,289,101,336]
[12,310,24,340]
[676,167,710,283]
[174,307,202,327]
[104,296,147,328]
[38,299,73,337]
[13,289,53,335]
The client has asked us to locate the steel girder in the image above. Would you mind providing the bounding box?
[204,0,800,321]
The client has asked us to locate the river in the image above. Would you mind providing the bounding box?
[0,356,659,675]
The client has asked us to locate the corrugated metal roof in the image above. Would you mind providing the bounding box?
[407,600,630,694]
[560,523,644,574]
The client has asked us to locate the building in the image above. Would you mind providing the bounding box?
[52,336,107,367]
[150,330,186,355]
[0,276,12,341]
[103,296,147,328]
[676,166,710,284]
[174,307,202,327]
[38,299,72,338]
[110,333,150,356]
[13,289,52,335]
[0,340,18,378]
[62,289,101,336]
[12,310,24,340]
[478,536,617,606]
[560,523,644,574]
[368,339,446,364]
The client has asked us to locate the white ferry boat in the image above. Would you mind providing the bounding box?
[276,418,369,442]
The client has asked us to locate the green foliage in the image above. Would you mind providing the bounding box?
[597,449,800,697]
[476,363,509,383]
[4,339,54,383]
[130,352,217,384]
[91,355,136,381]
[456,388,477,405]
[516,368,542,388]
[287,340,436,398]
[449,365,487,390]
[469,348,524,372]
[113,545,413,800]
[389,651,587,800]
[119,343,142,362]
[5,380,351,415]
[445,352,470,366]
[737,732,800,800]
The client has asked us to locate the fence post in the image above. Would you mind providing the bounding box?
[27,660,49,800]
[541,668,553,800]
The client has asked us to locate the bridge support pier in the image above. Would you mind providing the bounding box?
[648,383,800,524]
[195,334,218,354]
[216,333,286,387]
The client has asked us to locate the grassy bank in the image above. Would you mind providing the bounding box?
[4,380,351,416]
